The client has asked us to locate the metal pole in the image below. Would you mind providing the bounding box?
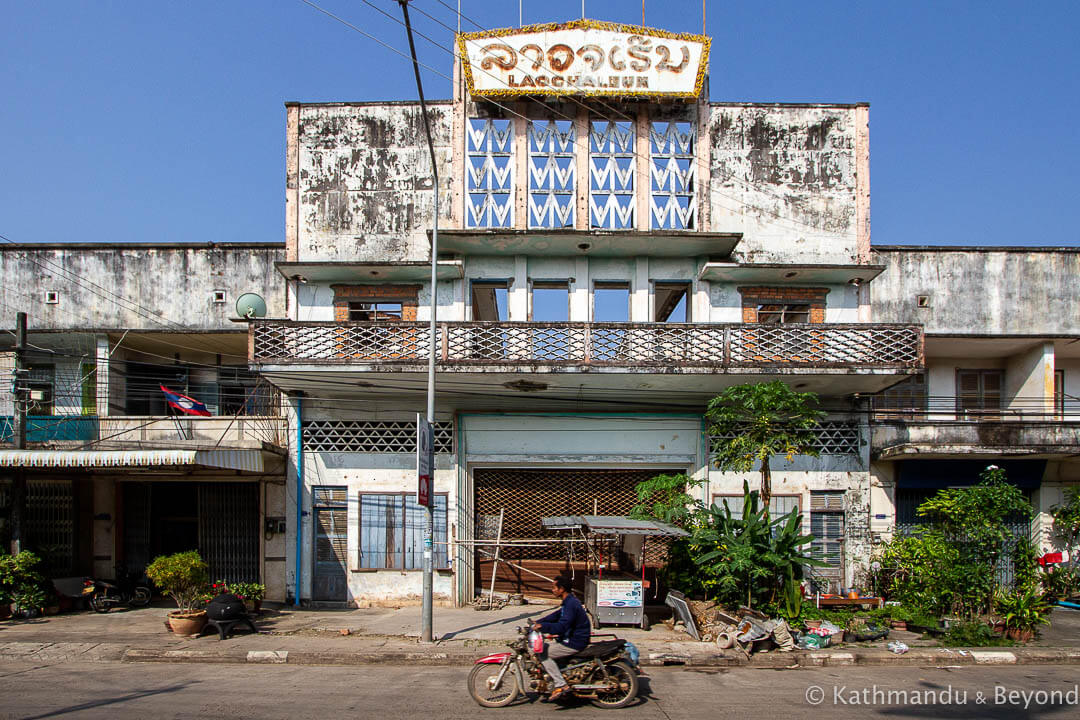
[10,312,27,555]
[399,0,438,644]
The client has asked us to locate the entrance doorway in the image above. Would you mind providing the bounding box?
[473,468,682,597]
[121,481,259,582]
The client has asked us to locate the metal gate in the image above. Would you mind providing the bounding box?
[312,486,348,602]
[198,483,260,583]
[473,468,679,596]
[27,480,74,575]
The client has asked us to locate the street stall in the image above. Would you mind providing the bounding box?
[541,515,688,630]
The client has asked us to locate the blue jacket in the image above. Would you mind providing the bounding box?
[538,593,591,651]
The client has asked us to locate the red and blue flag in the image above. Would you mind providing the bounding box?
[160,385,212,416]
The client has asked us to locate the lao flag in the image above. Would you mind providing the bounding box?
[160,385,212,416]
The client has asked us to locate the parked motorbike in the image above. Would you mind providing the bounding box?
[467,625,641,709]
[82,566,152,613]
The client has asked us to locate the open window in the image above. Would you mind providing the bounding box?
[530,282,569,321]
[593,282,630,322]
[654,283,690,322]
[347,302,402,321]
[471,281,508,321]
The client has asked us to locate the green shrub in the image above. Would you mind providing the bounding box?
[145,551,209,612]
[941,621,1014,647]
[996,585,1051,634]
[0,551,43,604]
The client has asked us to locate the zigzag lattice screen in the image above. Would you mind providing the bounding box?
[649,121,696,230]
[589,120,635,229]
[465,118,513,228]
[303,421,454,454]
[528,120,575,228]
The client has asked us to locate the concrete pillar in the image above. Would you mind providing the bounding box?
[509,256,528,321]
[95,335,110,417]
[1005,341,1055,416]
[631,258,649,321]
[92,478,116,578]
[570,257,589,321]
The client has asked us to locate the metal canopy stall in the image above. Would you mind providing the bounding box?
[542,515,688,630]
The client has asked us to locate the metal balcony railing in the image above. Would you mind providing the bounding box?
[249,320,924,369]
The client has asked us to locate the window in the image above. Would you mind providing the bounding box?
[593,283,630,322]
[466,118,514,228]
[756,303,811,324]
[80,362,97,415]
[956,369,1003,418]
[471,282,508,321]
[654,283,690,322]
[347,302,403,322]
[359,493,448,570]
[875,375,927,418]
[713,494,800,522]
[530,282,569,321]
[27,365,55,415]
[218,367,272,415]
[809,491,845,587]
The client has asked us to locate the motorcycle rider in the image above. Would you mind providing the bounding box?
[532,575,591,701]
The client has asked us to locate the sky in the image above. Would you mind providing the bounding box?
[1,1,1077,249]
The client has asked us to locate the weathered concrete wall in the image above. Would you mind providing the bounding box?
[871,247,1080,334]
[710,104,863,265]
[295,102,454,263]
[0,243,285,331]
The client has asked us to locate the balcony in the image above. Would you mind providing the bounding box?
[1,415,286,450]
[872,415,1080,461]
[250,320,924,403]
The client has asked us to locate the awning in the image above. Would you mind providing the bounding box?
[0,449,264,473]
[542,515,689,537]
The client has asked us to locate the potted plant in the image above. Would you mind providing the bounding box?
[12,584,48,619]
[997,586,1050,643]
[0,551,42,619]
[228,581,266,613]
[145,551,210,636]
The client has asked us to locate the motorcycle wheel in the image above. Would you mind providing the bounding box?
[589,660,639,709]
[130,587,152,607]
[89,595,111,614]
[467,662,520,708]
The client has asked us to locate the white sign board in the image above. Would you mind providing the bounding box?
[458,20,709,99]
[595,579,643,608]
[416,414,434,508]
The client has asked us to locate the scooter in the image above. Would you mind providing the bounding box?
[82,566,152,612]
[467,625,641,709]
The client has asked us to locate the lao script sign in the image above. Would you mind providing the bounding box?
[458,20,709,99]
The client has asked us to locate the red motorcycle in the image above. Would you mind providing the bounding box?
[467,625,641,709]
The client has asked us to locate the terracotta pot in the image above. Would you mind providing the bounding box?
[1006,628,1034,643]
[168,610,208,637]
[253,599,262,613]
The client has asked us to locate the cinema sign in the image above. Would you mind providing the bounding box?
[458,19,710,99]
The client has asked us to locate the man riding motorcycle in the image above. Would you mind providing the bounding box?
[532,575,591,701]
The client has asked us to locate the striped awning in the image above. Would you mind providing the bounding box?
[0,449,264,473]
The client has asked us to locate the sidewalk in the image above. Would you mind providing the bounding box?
[3,602,1080,668]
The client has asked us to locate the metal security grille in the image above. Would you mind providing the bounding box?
[474,468,676,563]
[304,421,453,454]
[650,121,696,229]
[251,320,924,368]
[590,121,636,229]
[466,118,514,228]
[710,420,861,456]
[313,485,348,601]
[809,490,845,587]
[122,483,152,574]
[198,483,259,583]
[26,480,73,575]
[528,120,575,228]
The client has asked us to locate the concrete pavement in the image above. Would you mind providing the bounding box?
[3,602,1080,669]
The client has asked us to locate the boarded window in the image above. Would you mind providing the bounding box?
[809,491,845,585]
[714,494,800,520]
[956,369,1003,417]
[359,493,448,570]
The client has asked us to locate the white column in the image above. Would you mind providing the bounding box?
[570,257,589,321]
[509,255,528,321]
[95,335,110,417]
[631,257,650,321]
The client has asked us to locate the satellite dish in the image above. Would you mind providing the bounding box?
[235,293,267,319]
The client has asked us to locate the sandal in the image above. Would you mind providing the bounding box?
[548,685,571,701]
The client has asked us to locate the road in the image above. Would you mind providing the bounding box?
[1,661,1078,719]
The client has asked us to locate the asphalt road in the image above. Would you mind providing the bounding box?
[1,661,1079,719]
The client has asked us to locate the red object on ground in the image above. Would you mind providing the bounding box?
[1039,552,1064,566]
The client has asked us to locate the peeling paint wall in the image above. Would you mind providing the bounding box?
[871,248,1080,335]
[296,103,454,263]
[710,105,862,264]
[0,244,286,331]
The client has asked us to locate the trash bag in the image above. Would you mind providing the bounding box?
[771,620,795,652]
[797,632,830,649]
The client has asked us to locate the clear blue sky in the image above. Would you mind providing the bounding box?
[2,1,1076,248]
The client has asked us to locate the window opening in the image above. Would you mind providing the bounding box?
[757,303,811,324]
[359,493,449,570]
[956,369,1003,418]
[348,302,403,322]
[471,282,509,321]
[593,283,630,322]
[654,283,690,322]
[530,282,570,321]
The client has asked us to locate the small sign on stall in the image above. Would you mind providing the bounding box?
[416,414,434,508]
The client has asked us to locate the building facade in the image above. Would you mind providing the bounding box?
[3,20,1075,609]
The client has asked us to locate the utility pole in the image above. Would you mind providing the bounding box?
[399,0,438,644]
[10,312,28,555]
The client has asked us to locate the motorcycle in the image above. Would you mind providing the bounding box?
[467,625,641,709]
[82,566,152,613]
